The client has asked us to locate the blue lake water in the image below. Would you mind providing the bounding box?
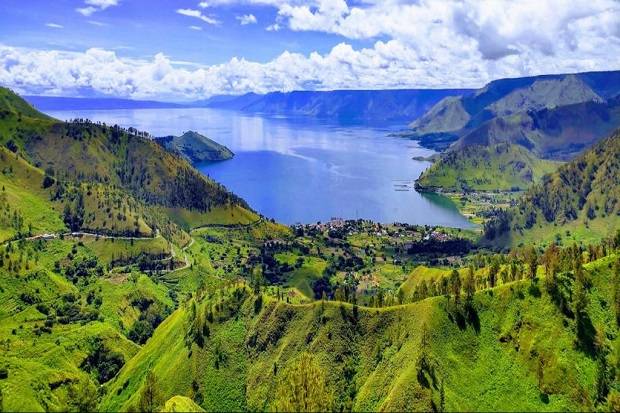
[47,108,472,227]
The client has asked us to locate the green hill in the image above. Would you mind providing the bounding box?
[100,249,619,412]
[0,87,255,235]
[154,131,234,164]
[484,129,620,247]
[163,395,205,412]
[415,143,560,192]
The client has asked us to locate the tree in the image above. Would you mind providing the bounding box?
[525,247,538,283]
[138,371,162,413]
[542,244,560,293]
[537,354,545,391]
[488,260,500,288]
[439,380,445,412]
[274,353,333,412]
[464,266,475,308]
[67,377,98,412]
[449,269,461,306]
[614,258,620,327]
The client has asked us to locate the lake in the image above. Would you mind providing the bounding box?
[47,108,472,227]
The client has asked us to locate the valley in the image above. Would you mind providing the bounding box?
[1,66,619,413]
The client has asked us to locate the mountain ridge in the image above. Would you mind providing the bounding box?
[406,70,620,158]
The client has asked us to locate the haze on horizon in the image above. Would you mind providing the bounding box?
[1,0,620,101]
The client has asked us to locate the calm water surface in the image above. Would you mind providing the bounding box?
[47,108,472,227]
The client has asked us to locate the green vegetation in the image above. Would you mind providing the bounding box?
[405,72,620,159]
[1,86,619,412]
[154,130,234,163]
[416,143,560,192]
[485,130,620,248]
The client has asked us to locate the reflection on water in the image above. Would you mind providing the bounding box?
[47,107,473,227]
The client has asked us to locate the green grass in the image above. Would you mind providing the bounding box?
[78,236,170,266]
[98,253,618,412]
[166,204,259,229]
[0,148,66,242]
[163,395,205,412]
[282,256,327,299]
[417,143,560,192]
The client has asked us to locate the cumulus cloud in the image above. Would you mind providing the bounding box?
[45,23,64,29]
[176,8,219,25]
[2,34,619,101]
[237,14,258,25]
[266,23,281,31]
[275,0,620,62]
[2,0,619,100]
[76,0,119,16]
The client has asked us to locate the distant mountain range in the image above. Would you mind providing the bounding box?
[405,70,620,159]
[24,95,187,111]
[24,89,473,122]
[196,89,473,121]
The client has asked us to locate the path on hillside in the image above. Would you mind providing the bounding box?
[189,218,263,232]
[5,218,262,277]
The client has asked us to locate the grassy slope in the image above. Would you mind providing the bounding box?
[0,148,66,242]
[490,130,620,248]
[416,143,560,192]
[102,254,618,412]
[0,232,179,412]
[0,87,254,230]
[163,395,205,412]
[165,204,259,230]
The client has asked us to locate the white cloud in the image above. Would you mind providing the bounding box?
[2,36,619,102]
[76,0,119,16]
[189,25,203,31]
[198,1,209,8]
[176,8,219,25]
[88,20,108,27]
[45,23,64,29]
[236,14,257,25]
[76,7,98,16]
[266,23,281,31]
[272,0,620,63]
[3,0,620,100]
[85,0,119,8]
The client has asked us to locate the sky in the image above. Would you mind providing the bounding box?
[0,0,619,101]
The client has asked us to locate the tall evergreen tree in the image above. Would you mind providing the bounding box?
[138,371,162,413]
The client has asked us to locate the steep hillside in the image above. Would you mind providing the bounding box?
[200,89,472,122]
[154,131,234,164]
[486,75,602,117]
[406,70,620,158]
[101,250,619,412]
[415,143,560,192]
[0,88,253,232]
[452,99,620,160]
[484,129,620,246]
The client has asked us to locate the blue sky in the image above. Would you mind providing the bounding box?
[1,0,619,100]
[0,0,371,65]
